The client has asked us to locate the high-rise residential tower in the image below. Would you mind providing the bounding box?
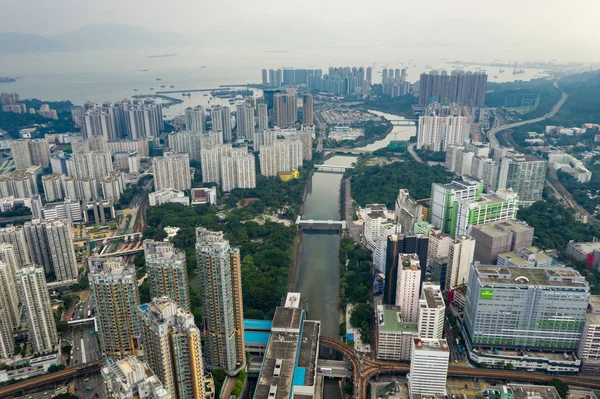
[235,103,254,139]
[90,258,140,358]
[24,219,78,281]
[153,152,191,192]
[302,93,314,125]
[257,104,268,131]
[144,240,191,312]
[195,228,244,371]
[10,139,33,170]
[139,298,205,399]
[261,69,268,85]
[184,106,205,133]
[497,153,547,205]
[18,266,58,353]
[0,225,30,267]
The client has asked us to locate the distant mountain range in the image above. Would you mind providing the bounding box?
[0,24,186,53]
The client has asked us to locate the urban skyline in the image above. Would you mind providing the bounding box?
[1,30,600,399]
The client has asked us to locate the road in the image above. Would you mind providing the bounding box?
[486,79,568,149]
[69,328,105,399]
[485,80,598,222]
[407,143,424,163]
[0,361,103,397]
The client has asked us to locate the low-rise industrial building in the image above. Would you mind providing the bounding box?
[376,305,418,361]
[254,293,320,399]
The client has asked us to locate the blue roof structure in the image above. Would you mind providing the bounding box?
[244,319,273,331]
[245,331,271,345]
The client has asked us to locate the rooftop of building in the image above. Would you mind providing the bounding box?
[413,338,449,352]
[506,153,546,162]
[271,307,303,332]
[568,240,600,254]
[471,220,533,237]
[568,389,598,399]
[423,287,444,309]
[476,348,577,361]
[482,385,560,399]
[254,309,319,399]
[475,265,588,288]
[586,312,600,325]
[519,247,551,261]
[498,252,532,266]
[377,305,419,334]
[463,191,517,207]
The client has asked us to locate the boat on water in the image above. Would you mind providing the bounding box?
[170,85,175,88]
[133,89,139,91]
[150,88,154,90]
[499,69,505,73]
[203,94,208,96]
[156,78,162,81]
[494,76,498,78]
[200,66,206,68]
[160,85,165,88]
[141,69,148,72]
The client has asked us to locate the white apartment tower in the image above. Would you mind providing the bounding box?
[24,219,78,281]
[153,152,192,192]
[0,261,19,334]
[18,266,58,353]
[0,225,31,267]
[10,140,33,170]
[185,106,205,133]
[211,106,232,142]
[408,338,450,398]
[418,284,445,339]
[257,104,268,131]
[42,173,65,202]
[396,254,422,323]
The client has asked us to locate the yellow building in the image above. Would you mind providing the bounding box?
[278,168,299,182]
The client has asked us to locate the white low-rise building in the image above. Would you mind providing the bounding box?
[548,151,592,183]
[148,189,190,207]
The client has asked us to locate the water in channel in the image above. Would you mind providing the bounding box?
[295,156,357,399]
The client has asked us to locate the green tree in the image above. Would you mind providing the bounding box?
[350,303,374,344]
[61,344,72,355]
[56,321,69,333]
[549,378,569,399]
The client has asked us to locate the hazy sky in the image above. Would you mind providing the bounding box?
[1,0,599,61]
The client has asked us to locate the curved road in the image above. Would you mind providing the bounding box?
[485,80,598,221]
[487,79,567,149]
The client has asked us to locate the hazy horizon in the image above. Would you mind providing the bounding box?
[1,0,599,62]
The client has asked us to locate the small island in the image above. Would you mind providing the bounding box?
[0,77,17,83]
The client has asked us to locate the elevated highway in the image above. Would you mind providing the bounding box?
[0,360,103,398]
